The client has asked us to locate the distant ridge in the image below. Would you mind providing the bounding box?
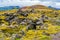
[21,5,48,9]
[0,5,59,11]
[0,6,20,11]
[19,5,60,10]
[19,5,54,12]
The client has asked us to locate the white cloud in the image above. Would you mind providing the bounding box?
[0,0,60,8]
[55,2,60,8]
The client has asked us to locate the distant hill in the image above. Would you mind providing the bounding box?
[19,5,60,11]
[0,5,59,11]
[0,6,20,11]
[21,5,49,9]
[18,5,54,12]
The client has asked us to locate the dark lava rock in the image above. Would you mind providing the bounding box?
[21,13,28,17]
[27,24,36,30]
[16,18,25,24]
[27,21,37,30]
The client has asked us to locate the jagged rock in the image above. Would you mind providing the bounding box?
[5,14,17,25]
[20,12,28,17]
[27,21,36,30]
[16,18,25,25]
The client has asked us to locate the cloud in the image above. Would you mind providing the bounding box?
[54,2,60,8]
[0,0,60,8]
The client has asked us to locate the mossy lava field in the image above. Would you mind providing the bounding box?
[0,5,60,40]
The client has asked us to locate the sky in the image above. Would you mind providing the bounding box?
[0,0,60,8]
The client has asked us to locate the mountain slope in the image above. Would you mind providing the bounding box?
[19,5,54,12]
[0,5,60,40]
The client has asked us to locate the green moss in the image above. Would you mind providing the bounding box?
[15,38,20,40]
[40,35,51,40]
